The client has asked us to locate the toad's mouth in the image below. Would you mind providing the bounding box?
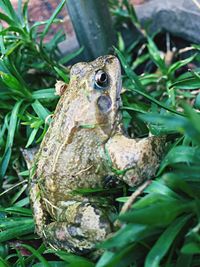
[97,95,112,113]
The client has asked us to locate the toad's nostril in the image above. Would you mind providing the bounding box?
[97,95,112,113]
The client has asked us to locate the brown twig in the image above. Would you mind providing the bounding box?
[114,180,152,227]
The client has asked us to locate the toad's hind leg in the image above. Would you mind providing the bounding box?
[43,201,112,254]
[29,182,48,236]
[30,191,112,255]
[30,181,112,254]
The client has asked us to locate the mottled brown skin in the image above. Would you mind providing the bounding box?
[30,55,164,255]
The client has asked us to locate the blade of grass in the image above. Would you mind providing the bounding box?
[115,48,183,116]
[32,100,50,121]
[0,221,34,242]
[147,36,168,75]
[0,100,22,178]
[145,215,192,267]
[58,47,84,65]
[25,128,39,148]
[0,12,16,26]
[170,76,200,90]
[21,244,51,267]
[32,88,58,100]
[0,257,11,267]
[40,0,66,44]
[0,0,21,26]
[53,250,95,267]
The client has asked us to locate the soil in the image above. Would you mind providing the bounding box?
[8,0,148,41]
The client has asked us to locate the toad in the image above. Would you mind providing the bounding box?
[30,55,164,255]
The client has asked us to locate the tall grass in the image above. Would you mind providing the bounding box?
[0,0,200,266]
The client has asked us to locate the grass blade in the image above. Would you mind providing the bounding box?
[115,48,183,116]
[21,244,51,267]
[0,0,21,26]
[32,100,51,121]
[145,215,191,267]
[0,100,22,178]
[40,0,66,44]
[32,88,58,100]
[58,46,84,65]
[0,220,34,242]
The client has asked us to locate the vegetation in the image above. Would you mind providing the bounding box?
[0,0,200,266]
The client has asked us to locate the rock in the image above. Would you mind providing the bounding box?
[135,0,200,43]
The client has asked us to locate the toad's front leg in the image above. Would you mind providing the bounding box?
[105,134,165,186]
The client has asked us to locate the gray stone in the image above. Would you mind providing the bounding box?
[135,0,200,43]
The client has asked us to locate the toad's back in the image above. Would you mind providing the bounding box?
[34,55,121,204]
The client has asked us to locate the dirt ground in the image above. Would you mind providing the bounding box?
[9,0,147,40]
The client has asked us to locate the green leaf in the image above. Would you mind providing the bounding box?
[4,41,23,56]
[194,92,200,109]
[162,173,199,199]
[139,74,160,86]
[147,36,168,75]
[144,215,191,267]
[0,218,33,229]
[120,199,193,226]
[0,26,26,37]
[181,242,200,254]
[175,253,193,267]
[0,12,16,26]
[25,128,39,148]
[158,146,200,175]
[117,32,125,52]
[97,243,140,267]
[15,249,25,267]
[115,48,182,116]
[100,223,150,250]
[138,112,200,144]
[22,0,29,26]
[30,18,61,37]
[0,257,10,267]
[183,102,200,133]
[32,89,58,100]
[0,100,22,178]
[168,54,197,76]
[115,47,145,92]
[0,0,21,26]
[21,245,51,267]
[0,220,34,242]
[170,76,200,90]
[33,262,67,267]
[123,0,139,25]
[54,67,69,83]
[14,196,29,207]
[145,180,181,200]
[59,47,84,65]
[32,100,51,121]
[132,53,150,70]
[53,250,95,267]
[96,251,115,267]
[3,207,32,216]
[40,0,66,43]
[0,71,23,95]
[0,147,11,179]
[0,71,31,98]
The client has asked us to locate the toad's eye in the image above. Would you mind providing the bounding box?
[94,70,108,89]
